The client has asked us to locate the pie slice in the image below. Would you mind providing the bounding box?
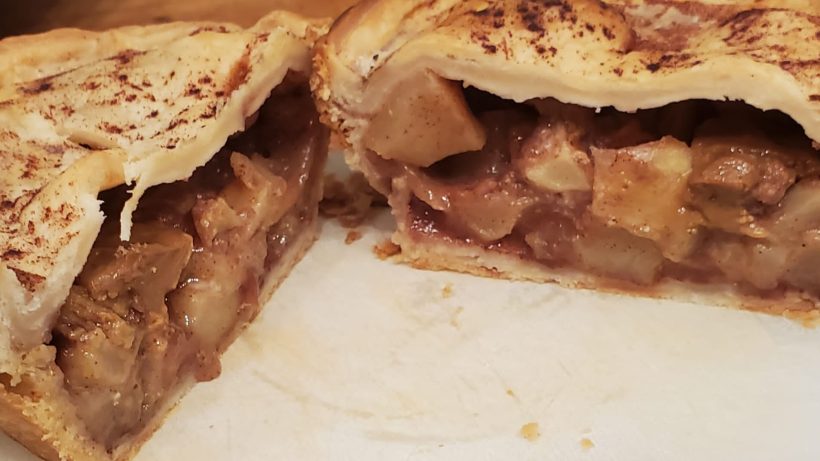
[0,12,328,461]
[313,0,820,314]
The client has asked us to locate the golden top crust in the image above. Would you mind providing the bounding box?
[0,12,326,356]
[313,0,820,156]
[0,22,241,95]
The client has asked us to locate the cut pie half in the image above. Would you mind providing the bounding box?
[313,0,820,314]
[0,12,328,461]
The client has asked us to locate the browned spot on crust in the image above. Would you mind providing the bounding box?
[2,249,23,259]
[722,8,767,43]
[185,84,202,97]
[780,58,820,73]
[519,1,547,34]
[10,268,45,291]
[492,8,506,29]
[199,103,218,120]
[810,95,820,102]
[110,49,145,65]
[19,80,52,95]
[44,144,65,155]
[164,137,180,149]
[99,122,123,134]
[224,52,251,96]
[642,52,698,73]
[166,118,189,131]
[189,25,230,36]
[471,29,498,55]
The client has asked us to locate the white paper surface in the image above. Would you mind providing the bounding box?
[3,202,820,461]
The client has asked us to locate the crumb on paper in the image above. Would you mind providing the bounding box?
[520,422,540,442]
[345,230,362,245]
[580,437,594,450]
[506,388,516,398]
[449,306,464,328]
[320,173,385,228]
[441,282,454,299]
[373,239,401,260]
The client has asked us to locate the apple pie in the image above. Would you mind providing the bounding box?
[0,12,328,461]
[313,0,820,313]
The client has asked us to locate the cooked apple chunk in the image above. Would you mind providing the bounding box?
[574,223,664,285]
[363,71,486,167]
[518,122,592,193]
[590,137,703,262]
[771,179,820,236]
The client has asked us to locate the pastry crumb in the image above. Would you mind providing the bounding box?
[344,230,362,245]
[519,422,540,442]
[373,239,401,259]
[441,282,454,298]
[580,437,594,450]
[506,388,516,398]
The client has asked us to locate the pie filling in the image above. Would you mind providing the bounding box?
[365,76,820,300]
[49,76,327,450]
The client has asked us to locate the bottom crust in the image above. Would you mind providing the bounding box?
[0,219,320,461]
[393,231,820,323]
